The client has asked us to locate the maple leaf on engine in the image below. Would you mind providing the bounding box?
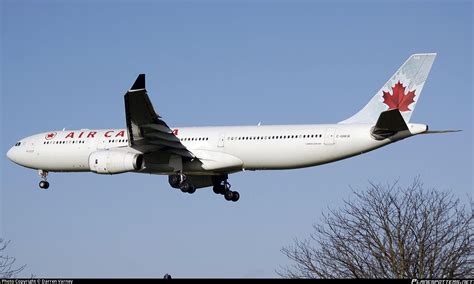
[382,81,416,112]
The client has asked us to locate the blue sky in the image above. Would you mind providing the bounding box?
[1,0,472,278]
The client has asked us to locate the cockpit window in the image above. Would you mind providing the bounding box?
[15,142,21,146]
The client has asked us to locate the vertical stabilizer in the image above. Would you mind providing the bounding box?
[339,53,436,124]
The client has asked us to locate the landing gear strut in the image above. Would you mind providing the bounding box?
[38,170,49,189]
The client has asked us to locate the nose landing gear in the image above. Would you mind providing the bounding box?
[39,180,49,189]
[38,170,49,189]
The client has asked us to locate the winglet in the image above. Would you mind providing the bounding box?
[130,74,145,90]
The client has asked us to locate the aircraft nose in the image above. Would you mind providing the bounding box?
[6,147,16,162]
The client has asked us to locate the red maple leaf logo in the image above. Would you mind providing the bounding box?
[45,132,56,140]
[382,81,416,112]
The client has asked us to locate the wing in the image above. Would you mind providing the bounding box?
[124,74,194,159]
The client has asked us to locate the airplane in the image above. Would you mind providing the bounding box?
[6,53,458,202]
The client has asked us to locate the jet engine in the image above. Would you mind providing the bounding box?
[89,150,144,174]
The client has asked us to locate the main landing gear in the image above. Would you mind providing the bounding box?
[212,178,239,202]
[168,174,196,194]
[38,170,49,189]
[168,174,240,202]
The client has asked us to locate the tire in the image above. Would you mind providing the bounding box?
[224,190,234,201]
[213,184,225,194]
[180,182,191,193]
[187,185,196,194]
[231,191,239,202]
[168,175,181,188]
[39,181,49,189]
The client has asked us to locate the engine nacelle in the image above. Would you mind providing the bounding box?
[89,150,144,174]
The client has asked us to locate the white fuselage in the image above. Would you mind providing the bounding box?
[6,123,427,175]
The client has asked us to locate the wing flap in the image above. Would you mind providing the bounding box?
[145,132,182,143]
[142,123,175,134]
[147,138,188,149]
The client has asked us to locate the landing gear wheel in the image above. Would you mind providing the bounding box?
[231,191,239,202]
[168,175,181,188]
[39,181,49,189]
[187,185,196,194]
[180,182,190,193]
[224,190,234,201]
[213,184,225,195]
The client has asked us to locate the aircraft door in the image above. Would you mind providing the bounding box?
[217,133,225,148]
[324,128,336,145]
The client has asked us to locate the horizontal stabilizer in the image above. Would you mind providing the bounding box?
[421,129,462,134]
[371,109,408,140]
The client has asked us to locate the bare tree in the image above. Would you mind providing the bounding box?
[279,178,473,278]
[0,239,25,278]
